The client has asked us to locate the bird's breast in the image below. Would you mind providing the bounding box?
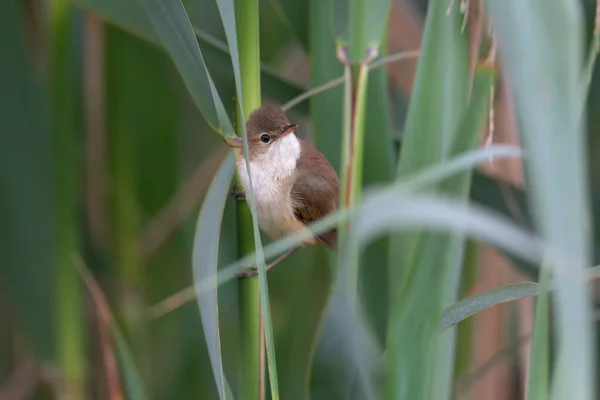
[236,157,303,240]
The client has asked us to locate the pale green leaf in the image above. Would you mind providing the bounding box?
[192,152,236,400]
[486,1,593,398]
[525,267,550,400]
[137,0,234,136]
[438,283,539,333]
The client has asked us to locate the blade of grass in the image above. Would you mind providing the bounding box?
[73,255,123,400]
[309,286,381,399]
[333,0,391,62]
[486,1,594,398]
[384,0,470,397]
[111,327,149,400]
[0,0,55,361]
[309,0,344,170]
[439,265,600,334]
[431,64,497,400]
[137,0,235,138]
[582,0,600,103]
[525,266,551,400]
[233,0,265,394]
[50,0,86,396]
[359,44,397,345]
[148,145,524,313]
[72,0,307,113]
[389,0,469,290]
[268,0,309,50]
[337,58,369,299]
[281,50,419,112]
[76,256,149,400]
[383,63,491,400]
[135,0,271,397]
[216,175,547,300]
[439,283,539,333]
[214,0,279,397]
[193,152,236,400]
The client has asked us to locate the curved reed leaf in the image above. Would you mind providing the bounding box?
[486,1,594,398]
[214,0,279,397]
[73,0,307,112]
[310,286,381,400]
[111,327,149,400]
[309,0,344,170]
[384,0,470,393]
[147,147,526,332]
[525,266,550,400]
[333,0,392,62]
[269,0,309,50]
[438,265,600,336]
[438,283,539,333]
[77,258,149,400]
[192,152,236,400]
[137,0,234,137]
[0,0,54,361]
[163,145,523,297]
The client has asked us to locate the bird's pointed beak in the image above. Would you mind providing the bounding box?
[223,136,243,148]
[281,124,299,137]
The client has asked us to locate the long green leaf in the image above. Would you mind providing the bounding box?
[137,0,234,137]
[438,283,539,333]
[310,286,381,400]
[193,152,236,400]
[440,264,600,338]
[269,0,309,50]
[384,0,469,397]
[229,0,264,396]
[431,65,497,400]
[359,48,397,345]
[309,0,344,171]
[526,266,551,400]
[51,0,86,395]
[194,145,524,290]
[112,325,149,400]
[0,0,54,361]
[73,0,307,113]
[214,0,280,397]
[332,0,391,62]
[486,1,594,398]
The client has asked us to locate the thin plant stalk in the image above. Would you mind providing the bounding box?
[281,50,419,112]
[525,265,551,399]
[337,57,371,302]
[234,0,265,398]
[582,0,600,103]
[50,0,86,397]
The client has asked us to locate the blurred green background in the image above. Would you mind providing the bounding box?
[1,0,600,399]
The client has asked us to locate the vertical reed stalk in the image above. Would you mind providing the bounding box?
[338,48,372,301]
[50,0,85,397]
[234,0,264,398]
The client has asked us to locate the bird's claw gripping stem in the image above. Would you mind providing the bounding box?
[231,188,246,202]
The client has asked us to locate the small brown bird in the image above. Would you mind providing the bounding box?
[226,106,339,277]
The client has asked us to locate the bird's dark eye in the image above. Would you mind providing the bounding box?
[260,134,271,143]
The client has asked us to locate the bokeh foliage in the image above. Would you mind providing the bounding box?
[2,0,600,399]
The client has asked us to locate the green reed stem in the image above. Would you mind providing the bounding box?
[50,0,86,398]
[234,0,265,398]
[338,54,371,302]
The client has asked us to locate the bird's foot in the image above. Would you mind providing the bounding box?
[230,188,246,202]
[236,247,299,278]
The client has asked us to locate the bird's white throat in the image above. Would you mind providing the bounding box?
[237,133,300,188]
[236,133,302,239]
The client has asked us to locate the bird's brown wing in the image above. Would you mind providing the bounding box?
[291,139,340,248]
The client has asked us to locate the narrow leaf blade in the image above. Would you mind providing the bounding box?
[137,0,234,136]
[438,283,539,333]
[193,152,236,400]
